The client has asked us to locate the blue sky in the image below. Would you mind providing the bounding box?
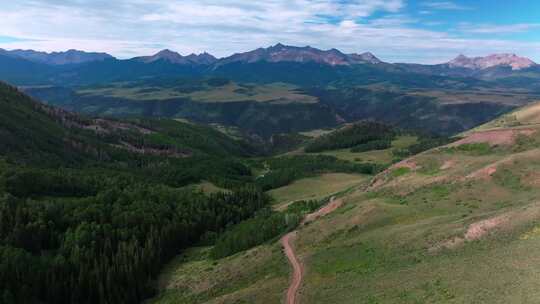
[0,0,539,63]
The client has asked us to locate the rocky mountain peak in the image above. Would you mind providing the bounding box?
[218,43,382,66]
[449,53,536,70]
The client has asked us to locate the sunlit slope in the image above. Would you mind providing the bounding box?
[468,99,540,132]
[294,118,540,303]
[152,111,540,304]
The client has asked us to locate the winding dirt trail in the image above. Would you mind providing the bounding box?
[281,232,302,304]
[281,197,343,304]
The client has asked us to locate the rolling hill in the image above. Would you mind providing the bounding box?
[150,101,540,303]
[23,78,533,138]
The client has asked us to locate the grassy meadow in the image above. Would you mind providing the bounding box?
[268,173,368,209]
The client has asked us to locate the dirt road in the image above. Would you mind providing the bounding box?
[281,197,343,304]
[281,232,302,304]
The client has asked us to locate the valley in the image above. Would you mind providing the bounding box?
[2,42,540,304]
[149,100,540,304]
[4,44,539,140]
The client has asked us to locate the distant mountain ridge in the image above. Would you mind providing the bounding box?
[135,49,218,65]
[1,43,539,88]
[1,44,536,71]
[216,43,382,66]
[0,48,114,65]
[447,53,536,70]
[133,44,381,67]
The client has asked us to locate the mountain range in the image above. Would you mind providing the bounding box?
[214,43,382,66]
[1,43,539,90]
[0,48,113,65]
[0,43,535,70]
[2,43,540,139]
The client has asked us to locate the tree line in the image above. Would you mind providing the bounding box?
[255,155,385,191]
[304,121,395,153]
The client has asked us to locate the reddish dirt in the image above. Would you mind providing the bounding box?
[465,215,509,241]
[281,232,302,304]
[393,159,419,170]
[452,129,535,147]
[302,197,343,224]
[440,160,456,170]
[367,159,419,190]
[281,197,343,304]
[430,214,511,253]
[466,164,498,180]
[465,149,540,181]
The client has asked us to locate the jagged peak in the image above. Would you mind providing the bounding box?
[154,49,181,56]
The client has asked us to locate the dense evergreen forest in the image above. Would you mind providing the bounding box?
[210,199,322,259]
[0,82,387,303]
[0,184,268,303]
[304,121,395,153]
[0,82,270,303]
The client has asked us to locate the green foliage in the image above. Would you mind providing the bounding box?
[256,155,384,191]
[305,121,395,153]
[392,136,455,160]
[429,184,451,199]
[3,168,101,198]
[0,82,256,167]
[285,199,324,214]
[129,118,254,157]
[512,134,540,153]
[445,143,492,156]
[391,167,411,177]
[350,139,392,153]
[493,168,526,191]
[210,199,323,259]
[0,184,270,304]
[0,83,274,303]
[210,209,300,259]
[266,133,309,154]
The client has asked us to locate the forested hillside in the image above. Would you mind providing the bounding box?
[0,82,383,303]
[304,121,396,153]
[0,82,269,303]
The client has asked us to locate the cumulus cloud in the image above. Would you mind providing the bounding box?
[0,0,538,63]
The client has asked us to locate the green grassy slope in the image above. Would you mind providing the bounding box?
[153,105,540,304]
[294,124,540,303]
[150,128,406,303]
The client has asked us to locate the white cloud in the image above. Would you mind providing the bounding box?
[421,1,472,10]
[0,0,538,64]
[459,23,540,34]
